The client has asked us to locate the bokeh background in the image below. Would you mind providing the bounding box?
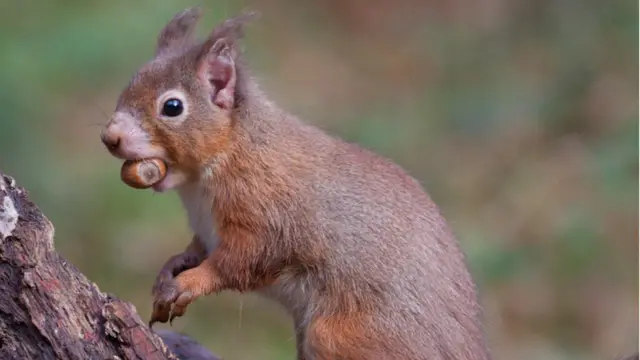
[0,0,637,359]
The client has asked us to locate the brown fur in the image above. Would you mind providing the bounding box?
[102,7,492,360]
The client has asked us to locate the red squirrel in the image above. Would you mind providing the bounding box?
[100,7,491,360]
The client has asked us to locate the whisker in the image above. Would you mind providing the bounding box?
[238,297,243,329]
[90,99,111,121]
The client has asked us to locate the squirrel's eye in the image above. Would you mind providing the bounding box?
[161,98,183,117]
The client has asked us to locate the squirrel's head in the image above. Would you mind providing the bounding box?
[100,7,257,191]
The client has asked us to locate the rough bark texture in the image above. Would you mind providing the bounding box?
[0,170,220,360]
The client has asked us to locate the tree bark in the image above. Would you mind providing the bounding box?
[0,170,220,360]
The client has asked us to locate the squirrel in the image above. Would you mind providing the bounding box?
[100,7,491,360]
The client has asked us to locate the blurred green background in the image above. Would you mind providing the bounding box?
[0,0,637,359]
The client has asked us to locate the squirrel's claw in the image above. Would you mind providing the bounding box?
[149,281,179,327]
[149,262,216,328]
[149,279,197,327]
[168,291,194,324]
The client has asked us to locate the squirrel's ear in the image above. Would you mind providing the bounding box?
[156,7,203,56]
[196,38,237,111]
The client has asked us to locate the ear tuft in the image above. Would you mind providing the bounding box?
[156,7,203,56]
[207,10,260,45]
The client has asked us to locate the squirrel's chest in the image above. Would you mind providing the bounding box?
[178,185,219,254]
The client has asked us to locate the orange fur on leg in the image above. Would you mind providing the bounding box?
[305,313,380,360]
[151,235,208,298]
[150,255,221,326]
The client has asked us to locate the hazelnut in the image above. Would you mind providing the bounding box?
[120,158,167,189]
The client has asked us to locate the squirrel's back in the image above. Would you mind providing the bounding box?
[241,109,491,359]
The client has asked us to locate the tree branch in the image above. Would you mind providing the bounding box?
[0,170,219,360]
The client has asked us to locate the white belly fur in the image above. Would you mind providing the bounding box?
[177,181,219,254]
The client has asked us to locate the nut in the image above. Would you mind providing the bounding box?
[120,159,167,189]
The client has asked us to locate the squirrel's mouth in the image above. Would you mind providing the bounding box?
[100,127,184,191]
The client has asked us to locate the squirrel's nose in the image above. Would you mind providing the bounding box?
[101,129,121,152]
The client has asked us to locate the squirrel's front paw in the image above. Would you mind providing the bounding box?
[151,269,173,299]
[149,278,189,327]
[149,265,219,327]
[151,251,203,297]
